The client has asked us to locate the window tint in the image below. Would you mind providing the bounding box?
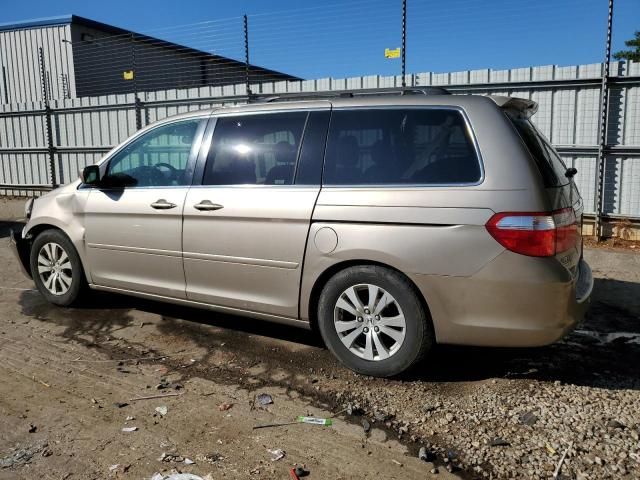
[105,119,201,187]
[203,112,307,186]
[506,114,569,187]
[323,108,481,185]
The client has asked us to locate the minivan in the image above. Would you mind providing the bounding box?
[10,90,593,377]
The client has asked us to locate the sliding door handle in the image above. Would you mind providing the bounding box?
[150,199,177,210]
[194,200,224,211]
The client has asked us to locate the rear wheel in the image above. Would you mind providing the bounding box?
[30,229,86,307]
[317,265,433,377]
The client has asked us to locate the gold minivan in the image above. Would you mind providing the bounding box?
[10,91,593,377]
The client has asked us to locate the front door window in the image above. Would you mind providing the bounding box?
[104,119,202,188]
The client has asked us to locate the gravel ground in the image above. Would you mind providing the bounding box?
[1,216,639,479]
[328,248,640,479]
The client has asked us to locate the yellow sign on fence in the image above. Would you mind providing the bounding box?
[123,70,135,80]
[384,48,401,59]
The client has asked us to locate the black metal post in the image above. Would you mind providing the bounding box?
[594,0,614,239]
[2,66,8,104]
[401,0,407,88]
[131,33,143,130]
[244,14,252,99]
[38,47,57,187]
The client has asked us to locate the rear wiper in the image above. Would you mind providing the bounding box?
[565,167,578,179]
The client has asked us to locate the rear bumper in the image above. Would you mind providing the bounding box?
[410,252,593,347]
[9,227,32,279]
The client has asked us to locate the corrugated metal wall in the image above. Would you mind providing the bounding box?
[0,24,75,103]
[69,25,255,98]
[1,61,639,218]
[0,22,294,103]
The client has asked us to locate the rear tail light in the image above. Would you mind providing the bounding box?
[486,208,578,257]
[553,208,580,253]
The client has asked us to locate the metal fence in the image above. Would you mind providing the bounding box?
[2,0,639,239]
[1,61,639,221]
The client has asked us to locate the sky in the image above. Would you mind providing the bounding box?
[1,0,639,79]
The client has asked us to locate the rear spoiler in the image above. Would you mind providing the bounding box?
[489,96,538,118]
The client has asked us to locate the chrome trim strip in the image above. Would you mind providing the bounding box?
[83,185,192,191]
[319,184,487,190]
[89,284,311,330]
[183,251,299,269]
[310,218,457,228]
[87,243,182,257]
[187,184,319,190]
[211,106,331,118]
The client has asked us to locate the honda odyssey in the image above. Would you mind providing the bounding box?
[10,90,593,377]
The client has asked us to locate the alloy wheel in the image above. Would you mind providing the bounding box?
[37,242,73,295]
[333,283,407,361]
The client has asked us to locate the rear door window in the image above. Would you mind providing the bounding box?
[203,112,307,186]
[506,114,569,187]
[323,108,481,186]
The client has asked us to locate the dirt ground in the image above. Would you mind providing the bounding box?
[1,216,640,480]
[0,220,456,480]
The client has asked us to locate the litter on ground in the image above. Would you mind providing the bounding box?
[150,474,210,480]
[297,416,332,426]
[256,393,273,406]
[267,448,286,461]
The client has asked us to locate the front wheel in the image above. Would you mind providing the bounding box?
[30,229,86,307]
[317,265,433,377]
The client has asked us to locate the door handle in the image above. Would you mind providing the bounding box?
[194,200,224,211]
[150,199,177,210]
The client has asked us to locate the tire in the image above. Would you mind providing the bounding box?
[317,265,433,377]
[30,229,86,307]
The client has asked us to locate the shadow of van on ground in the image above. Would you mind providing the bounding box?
[18,276,640,391]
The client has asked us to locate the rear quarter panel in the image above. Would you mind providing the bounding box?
[299,97,555,331]
[299,196,503,327]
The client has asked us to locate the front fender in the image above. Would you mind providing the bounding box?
[23,186,92,284]
[23,215,91,284]
[23,215,72,237]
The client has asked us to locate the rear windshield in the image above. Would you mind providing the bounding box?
[507,113,569,187]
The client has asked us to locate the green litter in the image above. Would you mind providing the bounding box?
[297,416,332,426]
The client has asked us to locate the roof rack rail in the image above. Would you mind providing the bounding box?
[252,86,450,103]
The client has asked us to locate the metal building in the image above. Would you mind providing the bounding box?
[0,15,298,104]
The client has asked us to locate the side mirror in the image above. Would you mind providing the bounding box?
[81,165,101,186]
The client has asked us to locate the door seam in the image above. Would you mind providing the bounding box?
[180,187,188,299]
[296,107,333,320]
[183,115,215,299]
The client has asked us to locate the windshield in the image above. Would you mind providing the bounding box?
[506,113,569,187]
